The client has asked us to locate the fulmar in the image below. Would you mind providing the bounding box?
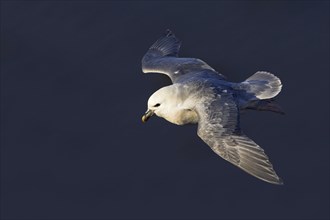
[141,30,284,185]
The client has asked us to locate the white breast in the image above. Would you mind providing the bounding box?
[162,108,199,125]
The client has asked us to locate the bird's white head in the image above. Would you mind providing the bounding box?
[142,85,176,122]
[142,85,198,125]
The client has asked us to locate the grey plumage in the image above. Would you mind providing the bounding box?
[142,30,226,82]
[142,30,283,185]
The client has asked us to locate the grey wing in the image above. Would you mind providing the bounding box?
[196,92,283,185]
[142,30,223,83]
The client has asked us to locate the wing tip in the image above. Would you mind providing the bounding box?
[276,177,284,185]
[244,167,284,185]
[265,176,284,185]
[165,29,174,37]
[148,29,181,57]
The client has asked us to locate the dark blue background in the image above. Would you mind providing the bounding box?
[1,1,329,219]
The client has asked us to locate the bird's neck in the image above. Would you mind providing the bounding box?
[159,85,199,125]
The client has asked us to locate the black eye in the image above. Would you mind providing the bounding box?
[154,103,161,107]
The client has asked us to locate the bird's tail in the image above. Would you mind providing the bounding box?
[239,71,282,100]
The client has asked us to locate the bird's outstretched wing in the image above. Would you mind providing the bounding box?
[196,92,283,185]
[142,30,224,83]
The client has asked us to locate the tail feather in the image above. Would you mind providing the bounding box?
[241,71,282,100]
